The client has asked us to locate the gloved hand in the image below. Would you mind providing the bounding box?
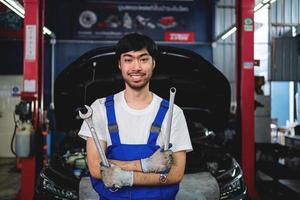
[100,163,134,189]
[140,148,173,173]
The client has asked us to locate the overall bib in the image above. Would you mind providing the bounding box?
[90,95,179,200]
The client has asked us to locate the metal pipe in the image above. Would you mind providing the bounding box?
[164,87,176,150]
[50,37,56,109]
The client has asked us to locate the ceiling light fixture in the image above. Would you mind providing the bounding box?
[254,3,264,12]
[218,0,277,41]
[0,0,23,17]
[43,27,53,35]
[292,26,296,37]
[0,0,53,36]
[221,27,237,40]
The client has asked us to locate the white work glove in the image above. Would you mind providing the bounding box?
[100,163,134,189]
[140,148,173,173]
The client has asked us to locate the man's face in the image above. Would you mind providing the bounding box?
[119,48,155,90]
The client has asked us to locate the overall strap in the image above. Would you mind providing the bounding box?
[147,99,169,145]
[104,95,121,145]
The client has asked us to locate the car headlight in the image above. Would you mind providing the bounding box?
[38,171,78,200]
[220,174,244,199]
[217,158,247,199]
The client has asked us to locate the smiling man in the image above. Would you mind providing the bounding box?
[78,33,193,200]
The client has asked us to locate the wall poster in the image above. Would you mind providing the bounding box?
[74,0,197,42]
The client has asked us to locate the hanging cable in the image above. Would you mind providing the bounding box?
[10,112,18,156]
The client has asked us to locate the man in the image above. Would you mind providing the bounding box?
[78,33,193,200]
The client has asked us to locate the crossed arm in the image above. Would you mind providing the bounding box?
[86,137,186,186]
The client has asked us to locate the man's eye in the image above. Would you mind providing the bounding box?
[140,58,149,62]
[124,59,132,63]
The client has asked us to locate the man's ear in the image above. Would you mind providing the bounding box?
[118,61,121,70]
[152,60,156,69]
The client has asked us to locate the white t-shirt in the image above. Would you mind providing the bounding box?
[78,90,193,153]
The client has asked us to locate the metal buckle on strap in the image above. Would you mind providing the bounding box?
[108,124,119,133]
[150,125,161,133]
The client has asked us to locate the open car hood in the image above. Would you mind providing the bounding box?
[54,45,231,135]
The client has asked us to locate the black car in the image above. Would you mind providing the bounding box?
[35,45,247,199]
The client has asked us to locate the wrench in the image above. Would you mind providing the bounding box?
[164,87,176,151]
[79,105,120,192]
[79,105,110,167]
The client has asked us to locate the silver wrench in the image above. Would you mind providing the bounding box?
[79,105,120,192]
[79,105,110,167]
[164,87,176,151]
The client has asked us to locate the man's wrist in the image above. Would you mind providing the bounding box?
[126,170,134,186]
[159,173,168,184]
[118,170,134,187]
[140,158,149,172]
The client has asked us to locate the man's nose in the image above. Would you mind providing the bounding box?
[132,59,141,69]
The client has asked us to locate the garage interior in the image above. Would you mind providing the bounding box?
[0,0,300,200]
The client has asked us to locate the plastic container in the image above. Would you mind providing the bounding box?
[15,122,34,157]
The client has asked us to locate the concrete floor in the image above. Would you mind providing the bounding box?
[256,170,300,200]
[0,158,20,200]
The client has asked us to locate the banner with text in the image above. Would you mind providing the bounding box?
[74,1,198,42]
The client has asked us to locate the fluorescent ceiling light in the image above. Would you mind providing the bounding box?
[292,26,296,37]
[256,3,270,13]
[43,27,52,35]
[0,0,53,36]
[263,0,277,4]
[219,0,277,41]
[6,0,24,15]
[221,27,237,40]
[0,0,23,18]
[254,3,263,12]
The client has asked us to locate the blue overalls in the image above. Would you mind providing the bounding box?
[90,95,179,200]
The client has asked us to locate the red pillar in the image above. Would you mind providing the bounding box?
[20,0,44,199]
[235,0,256,199]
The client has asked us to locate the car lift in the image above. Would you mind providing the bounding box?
[235,0,256,199]
[18,0,45,199]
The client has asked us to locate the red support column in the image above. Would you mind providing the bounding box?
[20,0,44,199]
[235,0,256,199]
